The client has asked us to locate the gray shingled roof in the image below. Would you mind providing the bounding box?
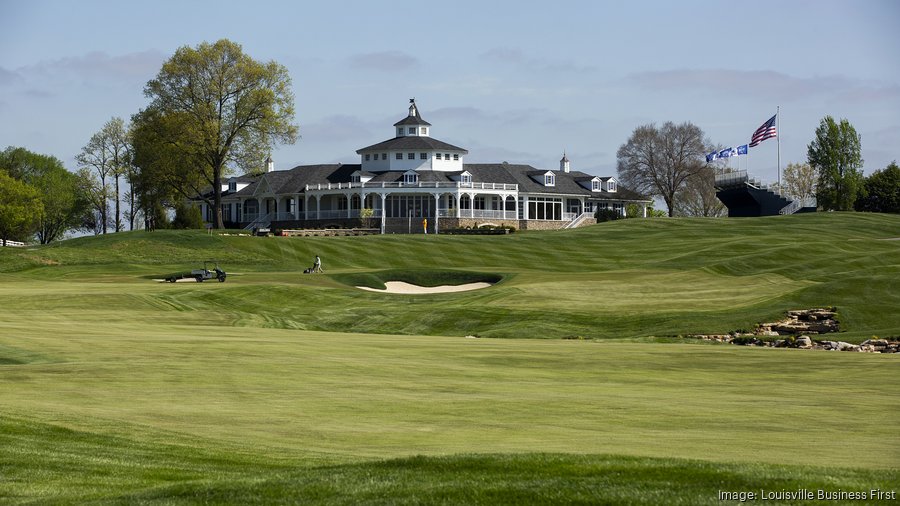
[393,115,431,127]
[356,136,468,154]
[211,163,649,202]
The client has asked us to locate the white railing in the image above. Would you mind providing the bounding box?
[243,212,273,230]
[304,181,518,192]
[437,209,517,219]
[0,240,26,247]
[563,211,593,229]
[779,197,817,215]
[714,170,749,188]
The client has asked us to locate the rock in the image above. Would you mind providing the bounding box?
[836,342,859,352]
[774,340,787,348]
[796,336,813,348]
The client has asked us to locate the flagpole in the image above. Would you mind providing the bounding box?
[776,105,781,188]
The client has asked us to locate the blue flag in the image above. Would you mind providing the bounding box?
[737,144,748,155]
[706,151,718,163]
[719,148,732,158]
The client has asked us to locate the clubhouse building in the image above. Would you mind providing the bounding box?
[200,100,651,233]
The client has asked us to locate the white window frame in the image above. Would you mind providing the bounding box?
[545,174,555,187]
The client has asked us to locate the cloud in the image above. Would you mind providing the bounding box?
[23,88,54,99]
[19,50,166,83]
[429,106,491,122]
[302,114,375,143]
[479,46,598,74]
[0,66,23,86]
[347,51,419,72]
[627,69,900,103]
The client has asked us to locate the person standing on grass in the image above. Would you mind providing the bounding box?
[423,218,428,234]
[314,255,323,273]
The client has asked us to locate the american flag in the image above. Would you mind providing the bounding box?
[749,115,777,147]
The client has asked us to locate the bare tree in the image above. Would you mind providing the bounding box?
[617,121,711,217]
[75,131,111,233]
[781,162,817,200]
[675,165,726,217]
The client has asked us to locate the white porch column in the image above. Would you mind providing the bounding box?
[433,193,440,235]
[347,193,352,219]
[643,204,648,218]
[304,195,309,220]
[316,195,321,219]
[622,202,627,217]
[294,195,301,220]
[523,195,529,220]
[380,193,387,234]
[454,194,460,218]
[469,193,476,219]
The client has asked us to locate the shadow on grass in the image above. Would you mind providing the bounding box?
[330,269,505,290]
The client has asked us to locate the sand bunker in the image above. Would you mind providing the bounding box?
[357,281,492,294]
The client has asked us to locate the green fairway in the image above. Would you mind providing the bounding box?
[1,213,898,503]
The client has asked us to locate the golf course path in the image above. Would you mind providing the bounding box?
[358,281,492,294]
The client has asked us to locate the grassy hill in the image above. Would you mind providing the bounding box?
[2,212,899,341]
[1,213,898,504]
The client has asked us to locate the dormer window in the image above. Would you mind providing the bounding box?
[351,174,361,183]
[607,181,617,192]
[228,181,236,192]
[461,173,472,184]
[544,173,555,187]
[592,180,601,191]
[403,172,419,184]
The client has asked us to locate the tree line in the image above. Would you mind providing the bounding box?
[615,116,898,217]
[1,39,297,245]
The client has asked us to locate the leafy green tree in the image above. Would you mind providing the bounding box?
[856,161,900,213]
[130,108,207,220]
[141,39,298,228]
[617,121,712,217]
[171,202,204,229]
[0,170,42,246]
[807,116,865,211]
[0,147,90,243]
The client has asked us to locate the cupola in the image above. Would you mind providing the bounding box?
[393,98,432,138]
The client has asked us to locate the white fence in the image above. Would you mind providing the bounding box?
[0,240,26,247]
[305,181,518,192]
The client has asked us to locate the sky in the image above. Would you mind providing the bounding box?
[1,0,899,187]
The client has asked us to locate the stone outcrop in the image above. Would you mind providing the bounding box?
[688,307,899,353]
[755,308,839,335]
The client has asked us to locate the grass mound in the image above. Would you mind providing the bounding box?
[331,269,504,290]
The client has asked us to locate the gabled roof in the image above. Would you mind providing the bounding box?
[356,136,468,153]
